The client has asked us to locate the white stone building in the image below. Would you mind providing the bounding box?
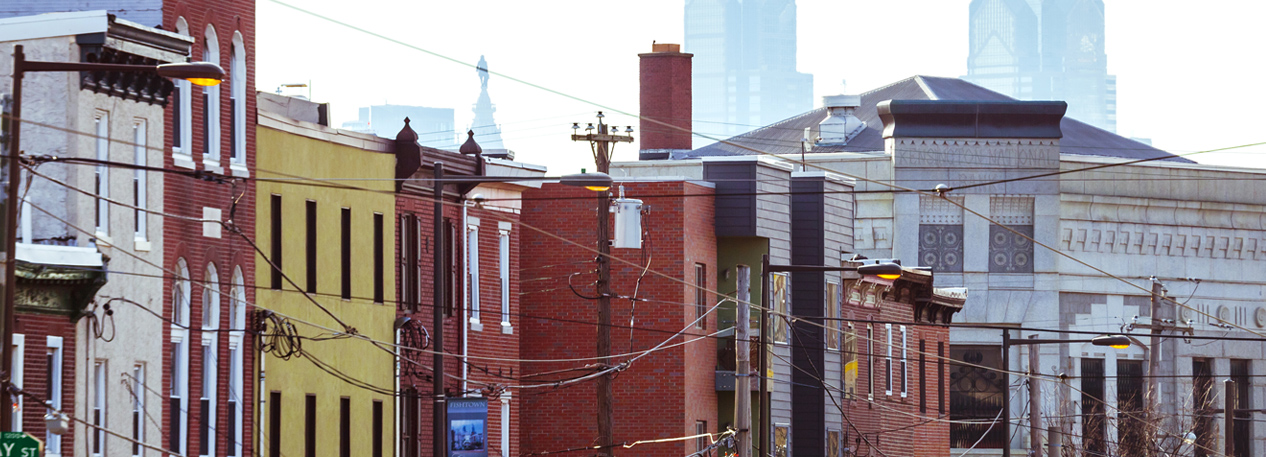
[680,76,1266,457]
[1,10,190,457]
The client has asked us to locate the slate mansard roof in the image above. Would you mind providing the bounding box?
[688,75,1192,163]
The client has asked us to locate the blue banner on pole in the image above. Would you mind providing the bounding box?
[447,397,488,457]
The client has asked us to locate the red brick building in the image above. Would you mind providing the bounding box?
[393,126,540,457]
[519,180,718,456]
[159,1,256,456]
[834,269,963,457]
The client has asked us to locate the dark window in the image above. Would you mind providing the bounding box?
[306,200,317,293]
[694,263,706,328]
[173,87,183,149]
[949,345,1006,449]
[937,342,945,414]
[341,208,351,299]
[305,394,316,457]
[401,214,420,312]
[169,343,183,453]
[444,219,460,317]
[227,395,237,457]
[340,397,351,457]
[695,420,707,452]
[1117,360,1145,455]
[919,339,927,413]
[372,400,384,457]
[230,98,237,160]
[1193,359,1214,457]
[269,392,281,457]
[1231,359,1251,457]
[202,91,210,156]
[401,388,420,457]
[374,213,384,303]
[1081,358,1106,455]
[866,325,874,399]
[270,195,282,289]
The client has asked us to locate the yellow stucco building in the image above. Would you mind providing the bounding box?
[255,93,396,457]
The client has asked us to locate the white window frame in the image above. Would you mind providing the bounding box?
[46,336,64,457]
[173,17,194,169]
[133,120,148,244]
[900,325,909,398]
[866,324,874,401]
[200,264,220,457]
[885,323,893,396]
[228,32,248,176]
[773,273,789,344]
[467,221,480,326]
[500,392,511,457]
[228,267,246,457]
[94,113,109,238]
[131,364,145,457]
[202,24,222,173]
[10,334,22,431]
[498,226,511,333]
[171,259,191,457]
[826,281,839,351]
[92,360,106,457]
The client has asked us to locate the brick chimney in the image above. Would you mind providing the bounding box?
[638,43,692,160]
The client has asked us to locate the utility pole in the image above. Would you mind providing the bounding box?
[1002,329,1011,457]
[432,162,447,457]
[735,265,752,457]
[570,113,632,456]
[758,255,771,457]
[1147,276,1164,441]
[1224,379,1236,457]
[1028,335,1041,457]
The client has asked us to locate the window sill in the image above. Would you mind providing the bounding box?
[94,232,113,247]
[134,238,151,252]
[228,162,250,177]
[501,322,513,335]
[173,150,195,169]
[203,161,224,175]
[469,320,483,332]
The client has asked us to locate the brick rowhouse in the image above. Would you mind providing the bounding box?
[520,180,718,456]
[161,1,256,456]
[638,43,692,160]
[393,124,532,457]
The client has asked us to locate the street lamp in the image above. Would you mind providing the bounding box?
[1000,331,1133,457]
[754,256,903,457]
[427,159,610,457]
[1,44,225,432]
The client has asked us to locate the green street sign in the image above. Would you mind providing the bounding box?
[0,432,43,457]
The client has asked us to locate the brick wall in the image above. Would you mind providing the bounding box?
[839,285,951,457]
[395,184,524,457]
[161,1,256,456]
[13,314,77,456]
[520,181,717,456]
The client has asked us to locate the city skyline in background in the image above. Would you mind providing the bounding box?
[257,0,1266,173]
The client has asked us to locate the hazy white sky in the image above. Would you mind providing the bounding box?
[257,0,1266,174]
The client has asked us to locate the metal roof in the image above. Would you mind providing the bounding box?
[687,75,1192,163]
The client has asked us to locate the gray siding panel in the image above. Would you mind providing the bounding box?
[0,1,164,27]
[705,162,759,236]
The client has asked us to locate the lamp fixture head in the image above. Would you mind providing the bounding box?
[1090,335,1131,349]
[855,262,902,280]
[156,61,225,86]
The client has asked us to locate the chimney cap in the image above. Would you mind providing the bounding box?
[823,95,861,109]
[651,43,681,53]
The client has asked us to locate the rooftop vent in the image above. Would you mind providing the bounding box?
[817,95,865,146]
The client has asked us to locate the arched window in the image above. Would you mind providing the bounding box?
[229,32,247,173]
[170,258,192,455]
[202,25,221,170]
[228,267,246,457]
[173,17,193,169]
[200,263,220,457]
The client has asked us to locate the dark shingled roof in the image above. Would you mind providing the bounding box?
[687,75,1191,163]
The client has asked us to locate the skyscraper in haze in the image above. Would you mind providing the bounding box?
[964,0,1117,132]
[685,0,813,147]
